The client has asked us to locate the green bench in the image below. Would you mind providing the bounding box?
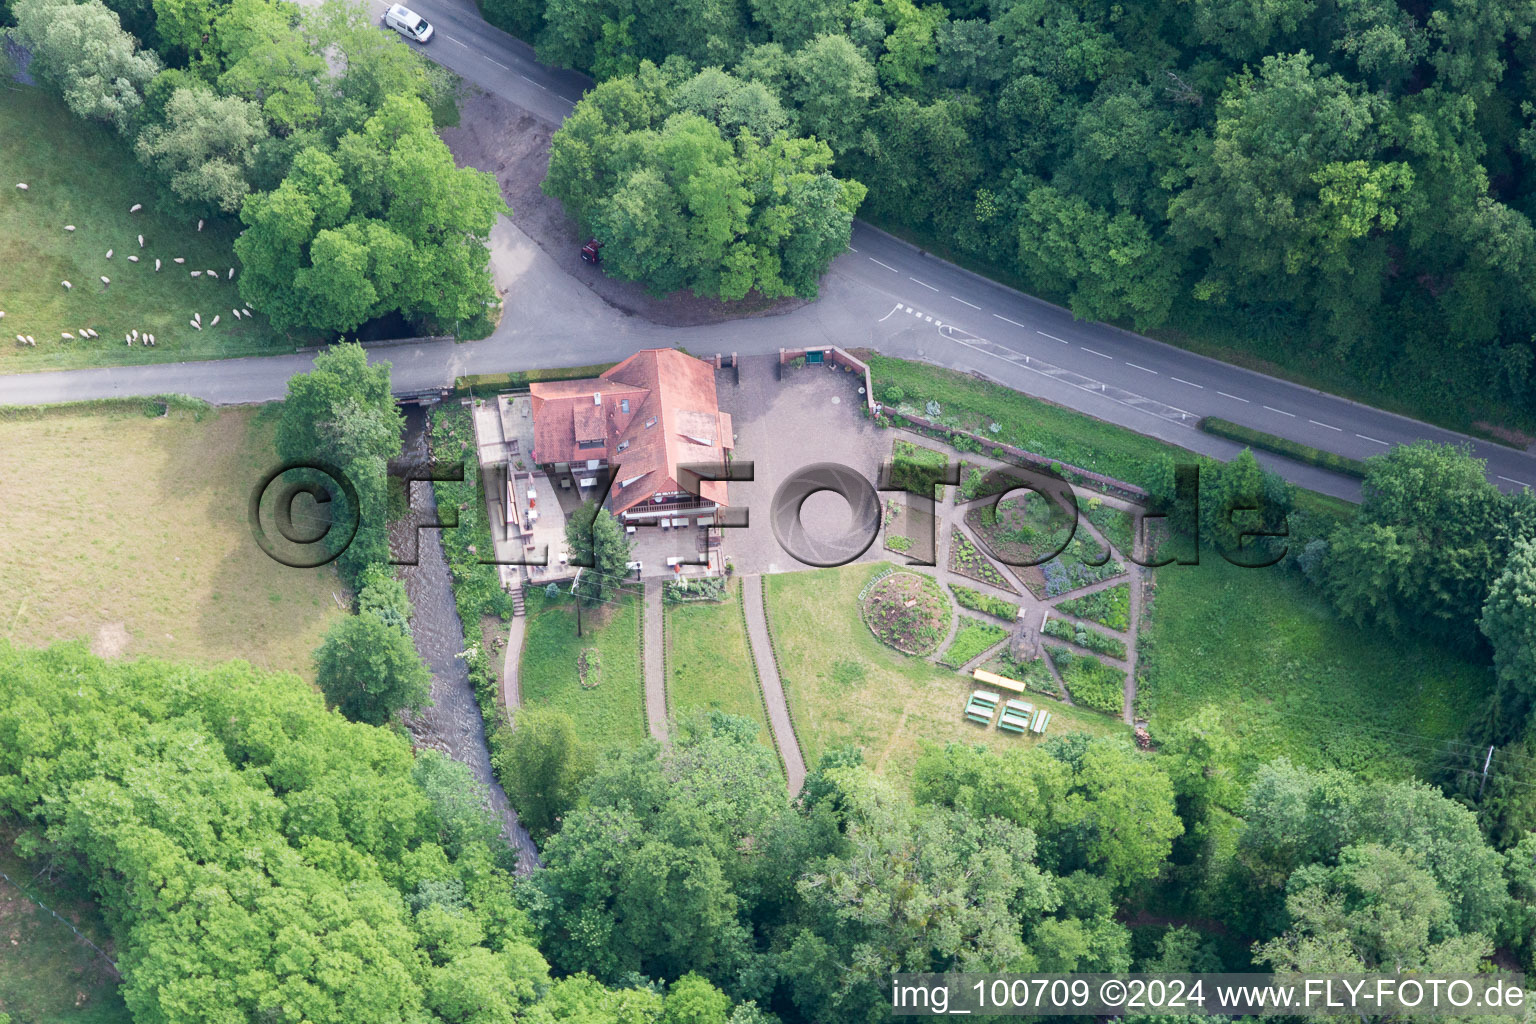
[1030,709,1052,734]
[964,690,1000,725]
[997,699,1033,734]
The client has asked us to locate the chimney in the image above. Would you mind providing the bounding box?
[593,392,602,405]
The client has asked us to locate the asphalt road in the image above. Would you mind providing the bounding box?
[5,0,1536,503]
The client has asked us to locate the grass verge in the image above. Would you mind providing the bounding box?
[0,87,311,370]
[0,401,342,675]
[766,563,1124,781]
[1138,556,1495,779]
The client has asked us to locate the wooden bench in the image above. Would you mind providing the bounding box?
[971,667,1026,694]
[997,698,1033,734]
[964,689,1000,725]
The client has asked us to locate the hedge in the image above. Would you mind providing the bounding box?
[1199,417,1369,478]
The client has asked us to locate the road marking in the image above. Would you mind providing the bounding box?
[870,258,898,272]
[994,314,1026,328]
[1217,391,1249,403]
[1170,376,1204,389]
[1356,433,1388,445]
[904,306,913,313]
[848,246,858,252]
[1125,362,1157,374]
[518,73,535,82]
[924,315,933,322]
[1308,419,1342,431]
[909,277,939,292]
[877,305,898,323]
[951,295,981,309]
[1263,405,1296,417]
[1082,347,1112,360]
[487,57,509,69]
[447,35,468,47]
[1036,331,1068,344]
[1498,475,1530,487]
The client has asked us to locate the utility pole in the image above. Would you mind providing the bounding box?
[1478,745,1495,798]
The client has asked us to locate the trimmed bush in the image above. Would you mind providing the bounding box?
[948,582,1018,621]
[1199,417,1368,478]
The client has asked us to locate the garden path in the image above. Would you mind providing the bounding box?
[643,580,667,742]
[741,574,808,794]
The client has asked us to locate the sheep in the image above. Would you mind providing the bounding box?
[89,329,98,338]
[242,308,253,317]
[211,315,220,327]
[105,249,113,259]
[206,269,217,277]
[100,276,110,286]
[155,259,162,271]
[130,203,142,213]
[197,219,204,231]
[126,337,133,346]
[64,225,75,232]
[138,235,144,248]
[15,335,24,344]
[190,270,202,277]
[232,308,242,319]
[147,334,155,346]
[128,255,139,263]
[15,183,28,190]
[190,320,201,330]
[130,329,138,340]
[61,281,71,289]
[0,311,5,319]
[25,336,34,345]
[61,332,73,340]
[173,257,185,264]
[227,268,235,280]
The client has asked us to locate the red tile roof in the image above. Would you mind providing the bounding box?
[530,349,733,516]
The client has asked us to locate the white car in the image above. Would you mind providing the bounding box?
[384,4,434,43]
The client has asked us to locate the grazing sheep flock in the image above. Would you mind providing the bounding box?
[10,187,253,350]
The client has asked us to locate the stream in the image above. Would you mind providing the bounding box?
[393,407,542,873]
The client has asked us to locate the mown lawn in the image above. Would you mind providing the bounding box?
[520,589,646,749]
[0,87,310,369]
[765,563,1124,782]
[1138,557,1495,780]
[0,400,343,675]
[664,579,775,753]
[0,822,131,1023]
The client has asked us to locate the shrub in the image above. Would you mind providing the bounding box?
[883,385,905,405]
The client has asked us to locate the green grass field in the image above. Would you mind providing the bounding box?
[0,401,343,675]
[520,590,646,749]
[0,823,130,1024]
[664,579,774,752]
[765,563,1124,781]
[0,87,310,369]
[1138,557,1495,780]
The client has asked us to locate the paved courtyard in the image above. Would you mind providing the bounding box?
[715,355,890,576]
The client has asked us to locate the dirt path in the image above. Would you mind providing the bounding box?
[501,613,525,710]
[643,580,667,742]
[741,574,807,794]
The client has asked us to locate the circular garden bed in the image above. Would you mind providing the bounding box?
[861,571,952,656]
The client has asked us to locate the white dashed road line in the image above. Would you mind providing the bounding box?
[487,57,509,69]
[1170,376,1204,389]
[1217,391,1249,403]
[1125,362,1157,374]
[910,277,939,292]
[1498,475,1530,487]
[994,314,1027,328]
[1036,331,1068,344]
[870,258,898,272]
[1357,433,1388,445]
[1309,419,1343,431]
[447,36,468,46]
[1082,347,1113,360]
[848,245,858,252]
[951,295,981,309]
[1264,405,1296,417]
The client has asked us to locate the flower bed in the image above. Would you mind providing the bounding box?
[1042,617,1126,659]
[1046,647,1124,715]
[860,571,952,656]
[979,650,1058,696]
[938,617,1009,668]
[1036,536,1126,599]
[948,582,1018,621]
[947,529,1016,591]
[1054,583,1130,631]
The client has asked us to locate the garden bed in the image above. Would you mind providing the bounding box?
[882,499,936,562]
[1054,583,1131,631]
[938,617,1009,669]
[1046,646,1125,715]
[979,650,1060,697]
[947,529,1017,591]
[1043,617,1126,659]
[860,571,952,656]
[949,582,1019,621]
